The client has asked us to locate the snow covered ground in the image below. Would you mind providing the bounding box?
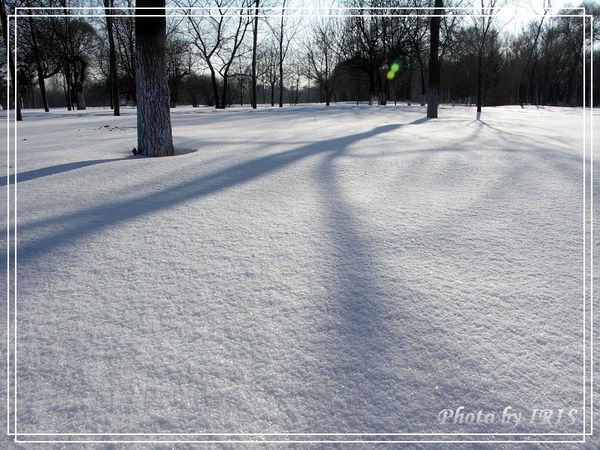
[1,104,598,449]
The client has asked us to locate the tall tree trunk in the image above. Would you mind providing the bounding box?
[105,0,120,116]
[270,82,275,107]
[76,85,86,110]
[476,48,483,114]
[208,65,220,109]
[251,0,259,109]
[76,60,87,110]
[419,62,426,106]
[427,0,443,119]
[135,0,174,157]
[64,69,73,111]
[37,69,49,112]
[278,0,286,108]
[32,28,51,112]
[324,55,330,106]
[219,75,229,109]
[407,60,413,102]
[413,50,426,106]
[278,53,284,107]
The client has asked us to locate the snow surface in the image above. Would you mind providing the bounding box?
[0,104,598,449]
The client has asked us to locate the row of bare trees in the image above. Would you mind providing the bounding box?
[1,0,598,117]
[441,3,598,109]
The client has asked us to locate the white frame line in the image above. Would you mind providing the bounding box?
[5,6,595,445]
[12,11,19,442]
[4,9,11,440]
[582,9,587,439]
[584,15,594,436]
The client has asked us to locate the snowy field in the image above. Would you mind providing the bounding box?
[1,104,598,449]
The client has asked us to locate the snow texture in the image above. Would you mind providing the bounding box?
[0,104,598,449]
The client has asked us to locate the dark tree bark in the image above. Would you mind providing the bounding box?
[135,0,174,156]
[278,1,285,108]
[251,0,259,109]
[64,65,73,110]
[270,81,275,106]
[36,63,50,112]
[75,57,87,110]
[418,55,426,106]
[476,48,483,114]
[427,0,443,118]
[105,0,120,116]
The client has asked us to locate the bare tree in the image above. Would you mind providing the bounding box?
[276,0,286,107]
[49,11,98,111]
[268,0,301,107]
[471,0,504,115]
[399,0,430,106]
[540,5,597,106]
[250,0,259,108]
[305,18,342,106]
[21,10,62,112]
[427,0,443,118]
[183,0,252,109]
[166,34,193,107]
[43,0,98,111]
[104,0,119,115]
[340,8,383,105]
[258,39,279,106]
[113,2,136,104]
[135,0,174,156]
[340,0,402,105]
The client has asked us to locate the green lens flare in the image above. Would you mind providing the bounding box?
[391,62,400,73]
[387,71,395,80]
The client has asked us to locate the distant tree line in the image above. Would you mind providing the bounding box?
[1,0,598,113]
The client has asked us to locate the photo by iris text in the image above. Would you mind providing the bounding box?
[437,406,579,427]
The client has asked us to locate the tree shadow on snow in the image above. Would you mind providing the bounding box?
[0,157,131,185]
[12,123,411,260]
[296,113,586,437]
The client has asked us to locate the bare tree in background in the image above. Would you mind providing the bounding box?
[305,18,341,106]
[166,33,193,107]
[47,0,98,111]
[340,0,403,106]
[259,39,280,106]
[104,0,119,115]
[473,0,501,115]
[21,9,62,112]
[114,3,137,104]
[183,0,251,109]
[276,0,286,107]
[400,0,430,106]
[251,0,259,108]
[268,0,301,107]
[427,0,443,118]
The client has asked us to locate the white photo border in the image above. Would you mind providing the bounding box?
[5,5,595,445]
